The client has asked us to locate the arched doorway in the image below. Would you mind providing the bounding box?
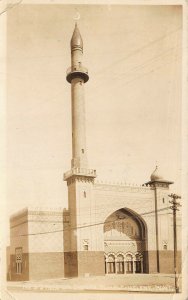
[104,208,147,274]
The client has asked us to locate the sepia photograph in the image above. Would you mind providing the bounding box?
[0,1,187,299]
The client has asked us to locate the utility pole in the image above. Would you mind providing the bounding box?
[168,193,181,293]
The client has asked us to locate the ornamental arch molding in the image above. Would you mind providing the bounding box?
[103,207,148,274]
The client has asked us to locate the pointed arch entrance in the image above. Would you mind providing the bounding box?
[104,208,148,274]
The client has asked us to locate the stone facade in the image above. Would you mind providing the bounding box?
[8,178,181,280]
[63,177,181,277]
[8,208,66,280]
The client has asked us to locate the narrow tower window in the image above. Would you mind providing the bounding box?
[163,241,168,250]
[15,247,23,274]
[83,240,89,251]
[81,149,84,153]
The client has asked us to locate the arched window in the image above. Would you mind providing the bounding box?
[135,254,142,273]
[125,254,133,273]
[107,254,115,274]
[116,254,124,274]
[15,247,23,274]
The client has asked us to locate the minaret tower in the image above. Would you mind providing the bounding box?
[67,22,88,169]
[64,23,96,177]
[63,24,101,278]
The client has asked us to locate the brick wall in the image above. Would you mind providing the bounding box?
[77,251,105,276]
[146,250,181,274]
[29,252,64,280]
[159,250,181,273]
[64,251,105,277]
[146,251,158,273]
[64,251,78,277]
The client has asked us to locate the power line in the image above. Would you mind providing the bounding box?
[12,206,174,238]
[0,0,22,16]
[91,54,181,96]
[95,27,181,76]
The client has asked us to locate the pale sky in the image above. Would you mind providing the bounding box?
[7,4,182,218]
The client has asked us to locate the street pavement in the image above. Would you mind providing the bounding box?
[6,273,182,294]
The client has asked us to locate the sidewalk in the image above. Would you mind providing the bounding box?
[7,274,182,293]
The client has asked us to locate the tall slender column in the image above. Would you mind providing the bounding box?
[66,23,89,170]
[71,77,87,168]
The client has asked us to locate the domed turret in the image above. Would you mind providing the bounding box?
[144,165,173,188]
[150,166,163,181]
[71,23,83,51]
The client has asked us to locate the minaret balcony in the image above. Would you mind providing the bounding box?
[64,167,96,181]
[66,66,89,83]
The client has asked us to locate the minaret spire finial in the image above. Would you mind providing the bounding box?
[70,14,83,51]
[155,160,158,168]
[73,9,80,22]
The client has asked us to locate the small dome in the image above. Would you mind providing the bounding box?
[150,166,163,181]
[71,23,83,50]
